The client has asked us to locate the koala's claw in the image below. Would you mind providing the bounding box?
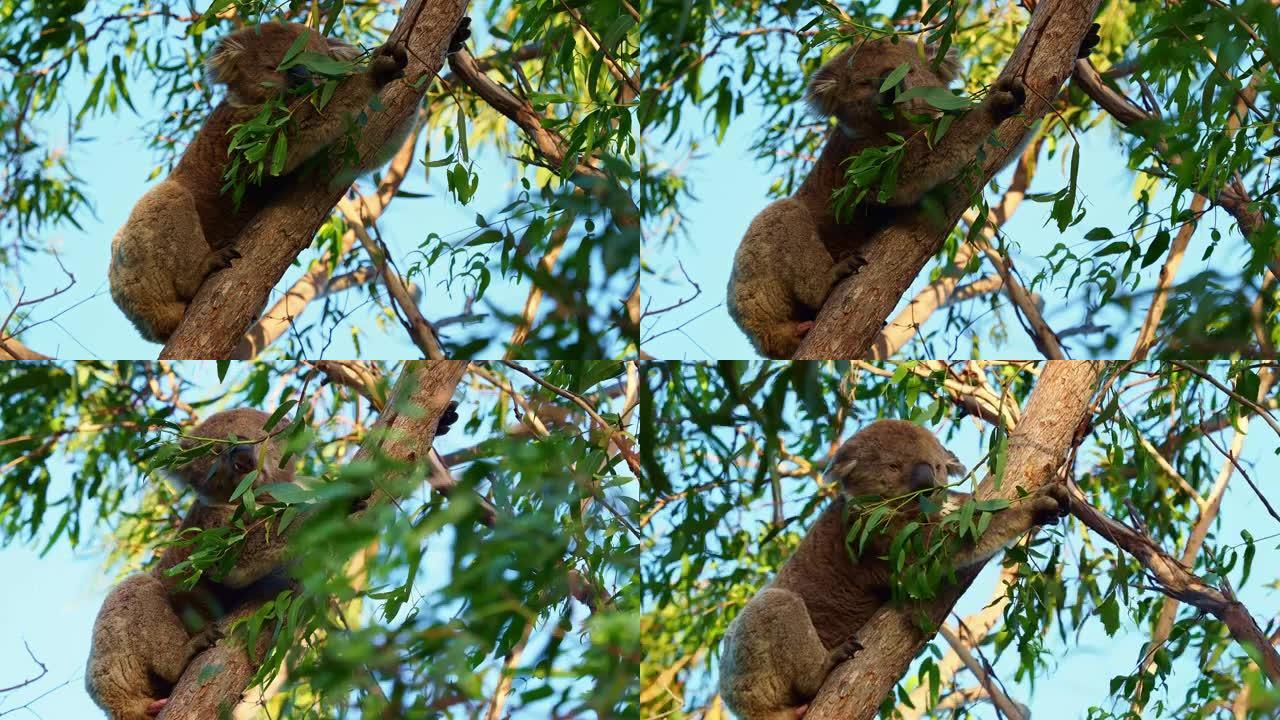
[210,247,240,272]
[436,400,460,436]
[831,637,863,664]
[988,78,1027,120]
[448,16,473,55]
[372,42,409,83]
[1077,22,1102,59]
[1030,483,1070,526]
[832,253,867,282]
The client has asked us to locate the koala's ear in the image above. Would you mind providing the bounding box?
[326,37,362,61]
[945,450,966,477]
[806,59,842,117]
[823,455,856,486]
[925,43,961,83]
[207,32,248,85]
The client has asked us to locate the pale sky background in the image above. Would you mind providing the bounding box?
[640,26,1260,361]
[645,376,1280,718]
[6,14,633,360]
[0,363,615,719]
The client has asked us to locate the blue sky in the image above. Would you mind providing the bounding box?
[640,36,1258,360]
[6,15,632,360]
[644,377,1280,718]
[0,363,612,718]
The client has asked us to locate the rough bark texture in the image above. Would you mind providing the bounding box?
[160,0,469,359]
[156,360,468,719]
[794,0,1103,359]
[804,360,1106,720]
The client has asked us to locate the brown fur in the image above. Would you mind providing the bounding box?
[726,37,1027,358]
[85,409,298,719]
[108,22,410,343]
[718,419,1064,719]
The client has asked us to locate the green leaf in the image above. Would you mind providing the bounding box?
[279,29,312,69]
[1098,594,1120,636]
[1096,241,1131,256]
[895,86,971,111]
[1084,227,1114,240]
[270,134,288,176]
[880,63,911,92]
[1141,227,1170,268]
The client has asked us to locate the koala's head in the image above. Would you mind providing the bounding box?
[207,22,362,107]
[169,408,295,504]
[824,419,964,504]
[806,36,961,133]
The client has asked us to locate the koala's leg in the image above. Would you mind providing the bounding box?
[719,588,839,718]
[86,574,199,720]
[728,199,836,359]
[109,181,229,343]
[885,78,1027,206]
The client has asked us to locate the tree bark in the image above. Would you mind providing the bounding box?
[804,360,1106,720]
[156,360,469,719]
[794,0,1102,359]
[160,1,469,359]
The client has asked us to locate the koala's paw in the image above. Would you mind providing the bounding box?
[1077,22,1102,59]
[1030,483,1069,526]
[448,16,473,55]
[436,400,460,436]
[830,637,863,665]
[145,698,169,716]
[210,246,241,272]
[988,77,1027,120]
[792,320,815,339]
[832,252,867,283]
[371,42,409,85]
[192,623,225,652]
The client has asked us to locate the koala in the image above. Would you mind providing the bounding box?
[718,419,1066,719]
[107,17,471,344]
[85,402,464,718]
[85,408,298,720]
[725,37,1028,358]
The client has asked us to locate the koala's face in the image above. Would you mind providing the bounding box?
[806,37,960,133]
[207,22,362,107]
[824,419,964,503]
[171,408,294,502]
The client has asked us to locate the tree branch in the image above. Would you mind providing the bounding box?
[1065,477,1280,685]
[794,0,1103,358]
[160,0,469,359]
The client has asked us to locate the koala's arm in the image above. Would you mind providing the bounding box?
[277,43,409,176]
[944,484,1067,569]
[882,79,1027,207]
[720,588,860,719]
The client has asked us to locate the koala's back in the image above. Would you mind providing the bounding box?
[770,499,889,648]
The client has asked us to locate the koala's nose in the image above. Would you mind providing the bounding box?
[909,462,935,490]
[227,445,257,475]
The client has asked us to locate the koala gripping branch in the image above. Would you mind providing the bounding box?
[156,360,469,720]
[158,0,469,360]
[804,361,1107,720]
[793,0,1104,360]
